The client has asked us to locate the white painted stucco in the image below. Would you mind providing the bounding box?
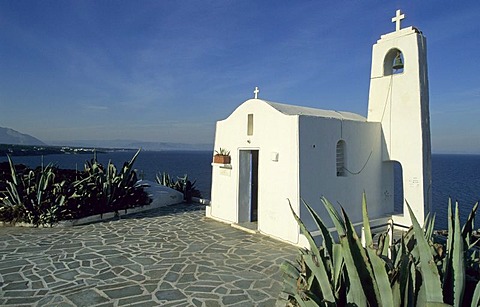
[207,99,300,243]
[367,26,431,227]
[297,117,386,230]
[208,10,431,246]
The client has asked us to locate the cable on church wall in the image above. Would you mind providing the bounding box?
[342,74,394,176]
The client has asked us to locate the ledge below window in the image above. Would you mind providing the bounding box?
[211,163,232,169]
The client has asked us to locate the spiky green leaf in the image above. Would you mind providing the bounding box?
[462,202,478,244]
[425,212,436,241]
[361,192,373,248]
[471,281,480,307]
[288,201,336,302]
[452,203,465,306]
[340,207,380,306]
[303,252,335,303]
[332,244,343,291]
[302,199,335,260]
[366,247,394,306]
[406,202,444,303]
[320,197,345,237]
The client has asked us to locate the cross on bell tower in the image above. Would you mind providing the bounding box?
[392,9,405,32]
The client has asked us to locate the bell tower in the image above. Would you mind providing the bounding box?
[367,10,432,227]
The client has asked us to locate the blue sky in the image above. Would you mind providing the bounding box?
[0,1,479,153]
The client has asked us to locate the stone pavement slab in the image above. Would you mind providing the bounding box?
[0,204,298,306]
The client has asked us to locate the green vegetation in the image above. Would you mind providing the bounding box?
[0,149,151,226]
[214,148,230,156]
[282,194,480,306]
[156,172,202,203]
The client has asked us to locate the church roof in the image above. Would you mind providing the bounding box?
[262,100,366,122]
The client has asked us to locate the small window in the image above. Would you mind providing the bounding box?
[336,140,346,177]
[247,114,253,135]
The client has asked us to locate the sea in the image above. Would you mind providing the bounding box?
[1,151,479,230]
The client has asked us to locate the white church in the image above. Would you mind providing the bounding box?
[207,10,432,246]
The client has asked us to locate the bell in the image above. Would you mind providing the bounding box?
[393,53,404,70]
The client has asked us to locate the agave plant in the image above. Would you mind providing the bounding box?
[175,174,202,202]
[71,148,149,217]
[0,155,66,226]
[282,193,480,306]
[156,172,202,202]
[1,149,151,224]
[156,172,175,189]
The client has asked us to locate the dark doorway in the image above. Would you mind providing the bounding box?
[393,161,404,214]
[238,150,259,225]
[250,150,258,222]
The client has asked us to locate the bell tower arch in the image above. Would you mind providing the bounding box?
[367,10,432,227]
[383,48,404,76]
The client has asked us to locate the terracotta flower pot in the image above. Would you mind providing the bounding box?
[213,155,231,164]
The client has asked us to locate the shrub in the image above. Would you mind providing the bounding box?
[281,194,480,306]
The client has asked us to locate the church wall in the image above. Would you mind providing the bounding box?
[297,116,389,231]
[208,99,301,244]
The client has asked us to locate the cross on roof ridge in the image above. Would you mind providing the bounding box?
[254,86,260,99]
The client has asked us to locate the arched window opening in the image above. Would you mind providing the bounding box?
[384,48,404,76]
[336,140,346,177]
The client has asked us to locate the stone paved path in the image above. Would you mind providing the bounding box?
[0,205,298,306]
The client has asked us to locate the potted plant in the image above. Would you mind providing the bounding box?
[213,148,231,164]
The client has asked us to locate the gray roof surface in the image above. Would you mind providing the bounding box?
[262,100,366,121]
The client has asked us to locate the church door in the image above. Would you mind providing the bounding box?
[238,150,259,224]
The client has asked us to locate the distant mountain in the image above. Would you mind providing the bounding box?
[0,127,46,146]
[48,139,213,151]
